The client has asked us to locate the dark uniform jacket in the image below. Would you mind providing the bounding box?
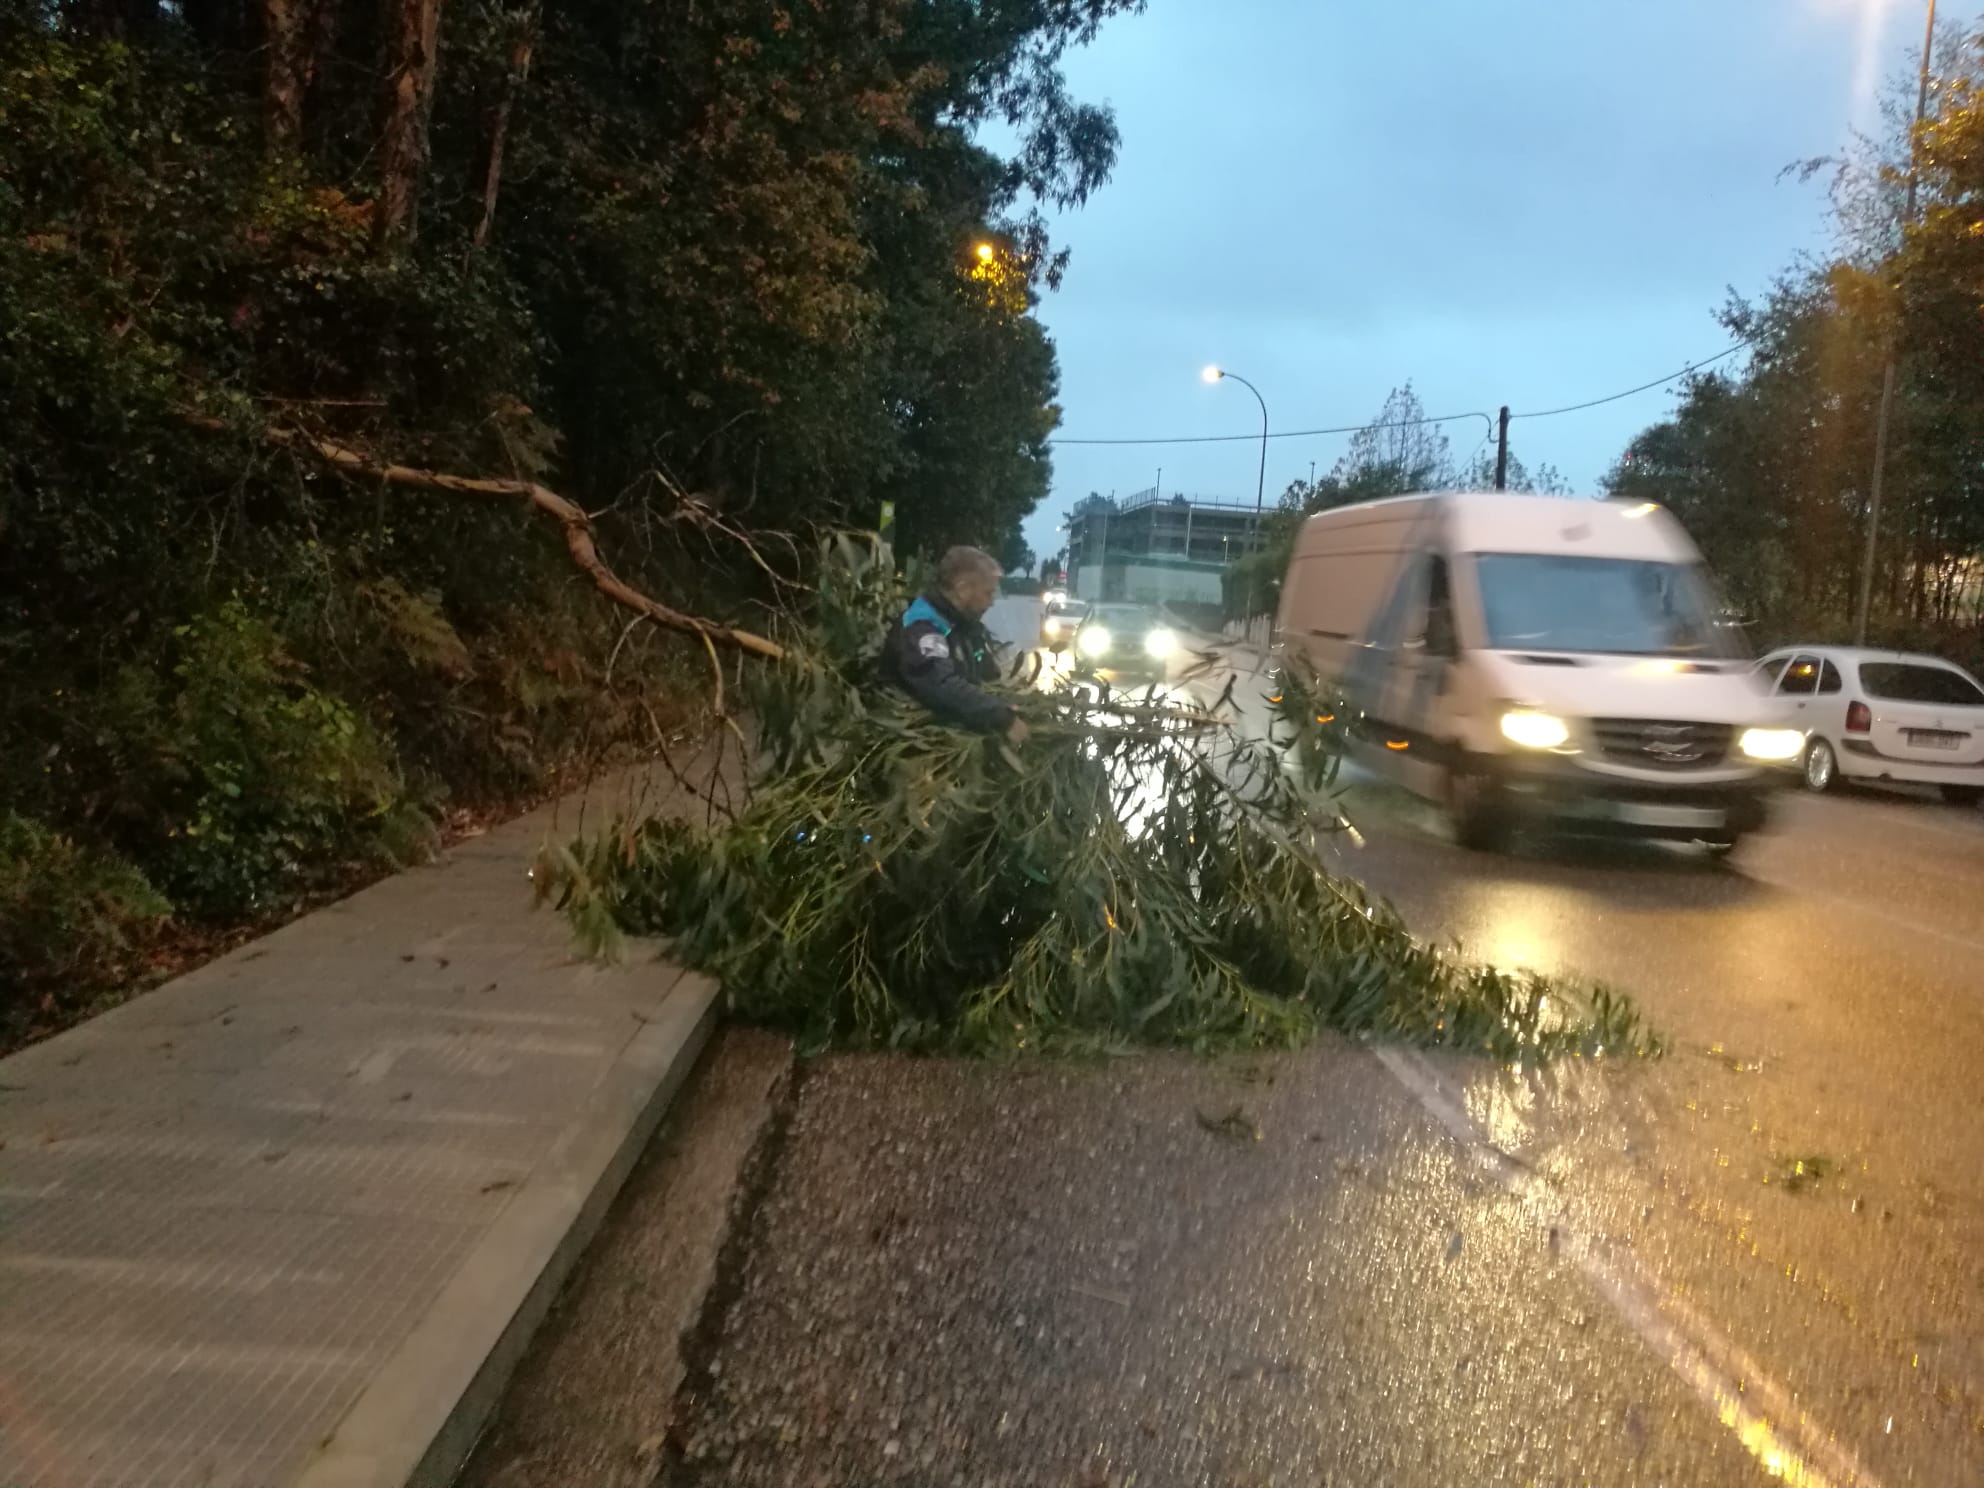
[880,591,1013,733]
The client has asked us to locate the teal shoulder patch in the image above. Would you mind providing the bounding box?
[902,596,951,635]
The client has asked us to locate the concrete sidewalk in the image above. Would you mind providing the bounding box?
[0,770,719,1488]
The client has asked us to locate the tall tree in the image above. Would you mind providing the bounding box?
[1607,27,1984,652]
[374,0,444,248]
[1329,382,1453,494]
[0,0,1145,1017]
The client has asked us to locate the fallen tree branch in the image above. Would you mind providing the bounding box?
[197,415,785,661]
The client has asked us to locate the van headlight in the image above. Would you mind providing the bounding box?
[1500,709,1571,750]
[1144,627,1177,659]
[1078,626,1112,658]
[1042,616,1063,637]
[1739,727,1804,762]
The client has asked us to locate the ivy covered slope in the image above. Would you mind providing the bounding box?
[545,541,1659,1060]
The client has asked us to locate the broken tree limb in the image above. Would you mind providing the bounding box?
[186,413,785,660]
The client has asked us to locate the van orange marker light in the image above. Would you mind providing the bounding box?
[1385,739,1409,751]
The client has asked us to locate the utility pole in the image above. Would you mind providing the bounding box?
[1100,494,1112,601]
[1855,0,1938,645]
[1494,406,1510,491]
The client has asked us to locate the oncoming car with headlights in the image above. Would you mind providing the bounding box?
[1070,603,1181,680]
[1271,492,1796,854]
[1038,599,1089,654]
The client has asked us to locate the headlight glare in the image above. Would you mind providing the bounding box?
[1077,625,1112,658]
[1500,709,1571,749]
[1144,627,1177,659]
[1739,727,1804,762]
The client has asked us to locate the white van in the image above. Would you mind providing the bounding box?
[1270,492,1801,851]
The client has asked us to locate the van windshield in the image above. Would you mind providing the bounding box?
[1472,553,1739,658]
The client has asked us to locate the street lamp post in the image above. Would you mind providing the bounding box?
[1202,365,1269,628]
[1855,0,1938,645]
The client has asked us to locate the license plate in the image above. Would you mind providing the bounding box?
[1610,802,1725,829]
[1905,729,1965,750]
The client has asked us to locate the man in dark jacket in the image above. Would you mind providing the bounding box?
[881,546,1031,745]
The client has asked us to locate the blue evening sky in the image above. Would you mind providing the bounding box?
[1019,0,1948,563]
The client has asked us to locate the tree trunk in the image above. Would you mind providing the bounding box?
[375,0,445,251]
[473,9,538,250]
[263,0,324,148]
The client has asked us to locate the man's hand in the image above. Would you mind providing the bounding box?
[1005,714,1031,747]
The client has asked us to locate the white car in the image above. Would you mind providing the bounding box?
[1756,646,1984,806]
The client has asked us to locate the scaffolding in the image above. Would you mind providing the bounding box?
[1064,490,1263,607]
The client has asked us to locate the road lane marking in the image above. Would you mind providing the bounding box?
[1373,1045,1886,1488]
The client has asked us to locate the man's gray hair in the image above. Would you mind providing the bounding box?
[936,545,1002,591]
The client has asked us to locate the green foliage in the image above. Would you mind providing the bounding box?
[152,602,428,920]
[0,1,1135,1034]
[1608,29,1984,661]
[546,540,1659,1062]
[0,812,168,1036]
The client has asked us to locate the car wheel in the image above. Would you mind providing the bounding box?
[1802,738,1838,794]
[1940,784,1984,808]
[1446,757,1511,852]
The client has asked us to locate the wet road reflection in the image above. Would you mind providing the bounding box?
[1179,637,1984,1487]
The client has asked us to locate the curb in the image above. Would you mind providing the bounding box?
[291,963,724,1488]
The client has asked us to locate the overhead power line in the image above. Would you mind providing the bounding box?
[1049,409,1493,448]
[1509,341,1752,420]
[1046,341,1755,448]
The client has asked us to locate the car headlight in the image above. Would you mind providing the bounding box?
[1043,616,1063,637]
[1739,727,1804,762]
[1144,627,1177,659]
[1500,709,1571,749]
[1077,625,1112,658]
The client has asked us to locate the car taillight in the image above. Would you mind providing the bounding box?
[1846,700,1871,734]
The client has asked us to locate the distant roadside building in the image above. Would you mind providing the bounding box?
[1064,488,1264,610]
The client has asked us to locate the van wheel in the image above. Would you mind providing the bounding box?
[1446,758,1511,852]
[1803,738,1838,794]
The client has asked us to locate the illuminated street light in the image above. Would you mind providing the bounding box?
[1201,365,1270,623]
[975,242,996,263]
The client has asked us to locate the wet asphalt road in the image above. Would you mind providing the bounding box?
[664,603,1984,1486]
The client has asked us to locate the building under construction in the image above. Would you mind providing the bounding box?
[1063,488,1264,610]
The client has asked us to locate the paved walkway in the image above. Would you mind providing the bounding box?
[0,769,719,1488]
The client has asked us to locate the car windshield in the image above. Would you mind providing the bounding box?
[1859,662,1984,707]
[1088,606,1157,629]
[1472,553,1739,658]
